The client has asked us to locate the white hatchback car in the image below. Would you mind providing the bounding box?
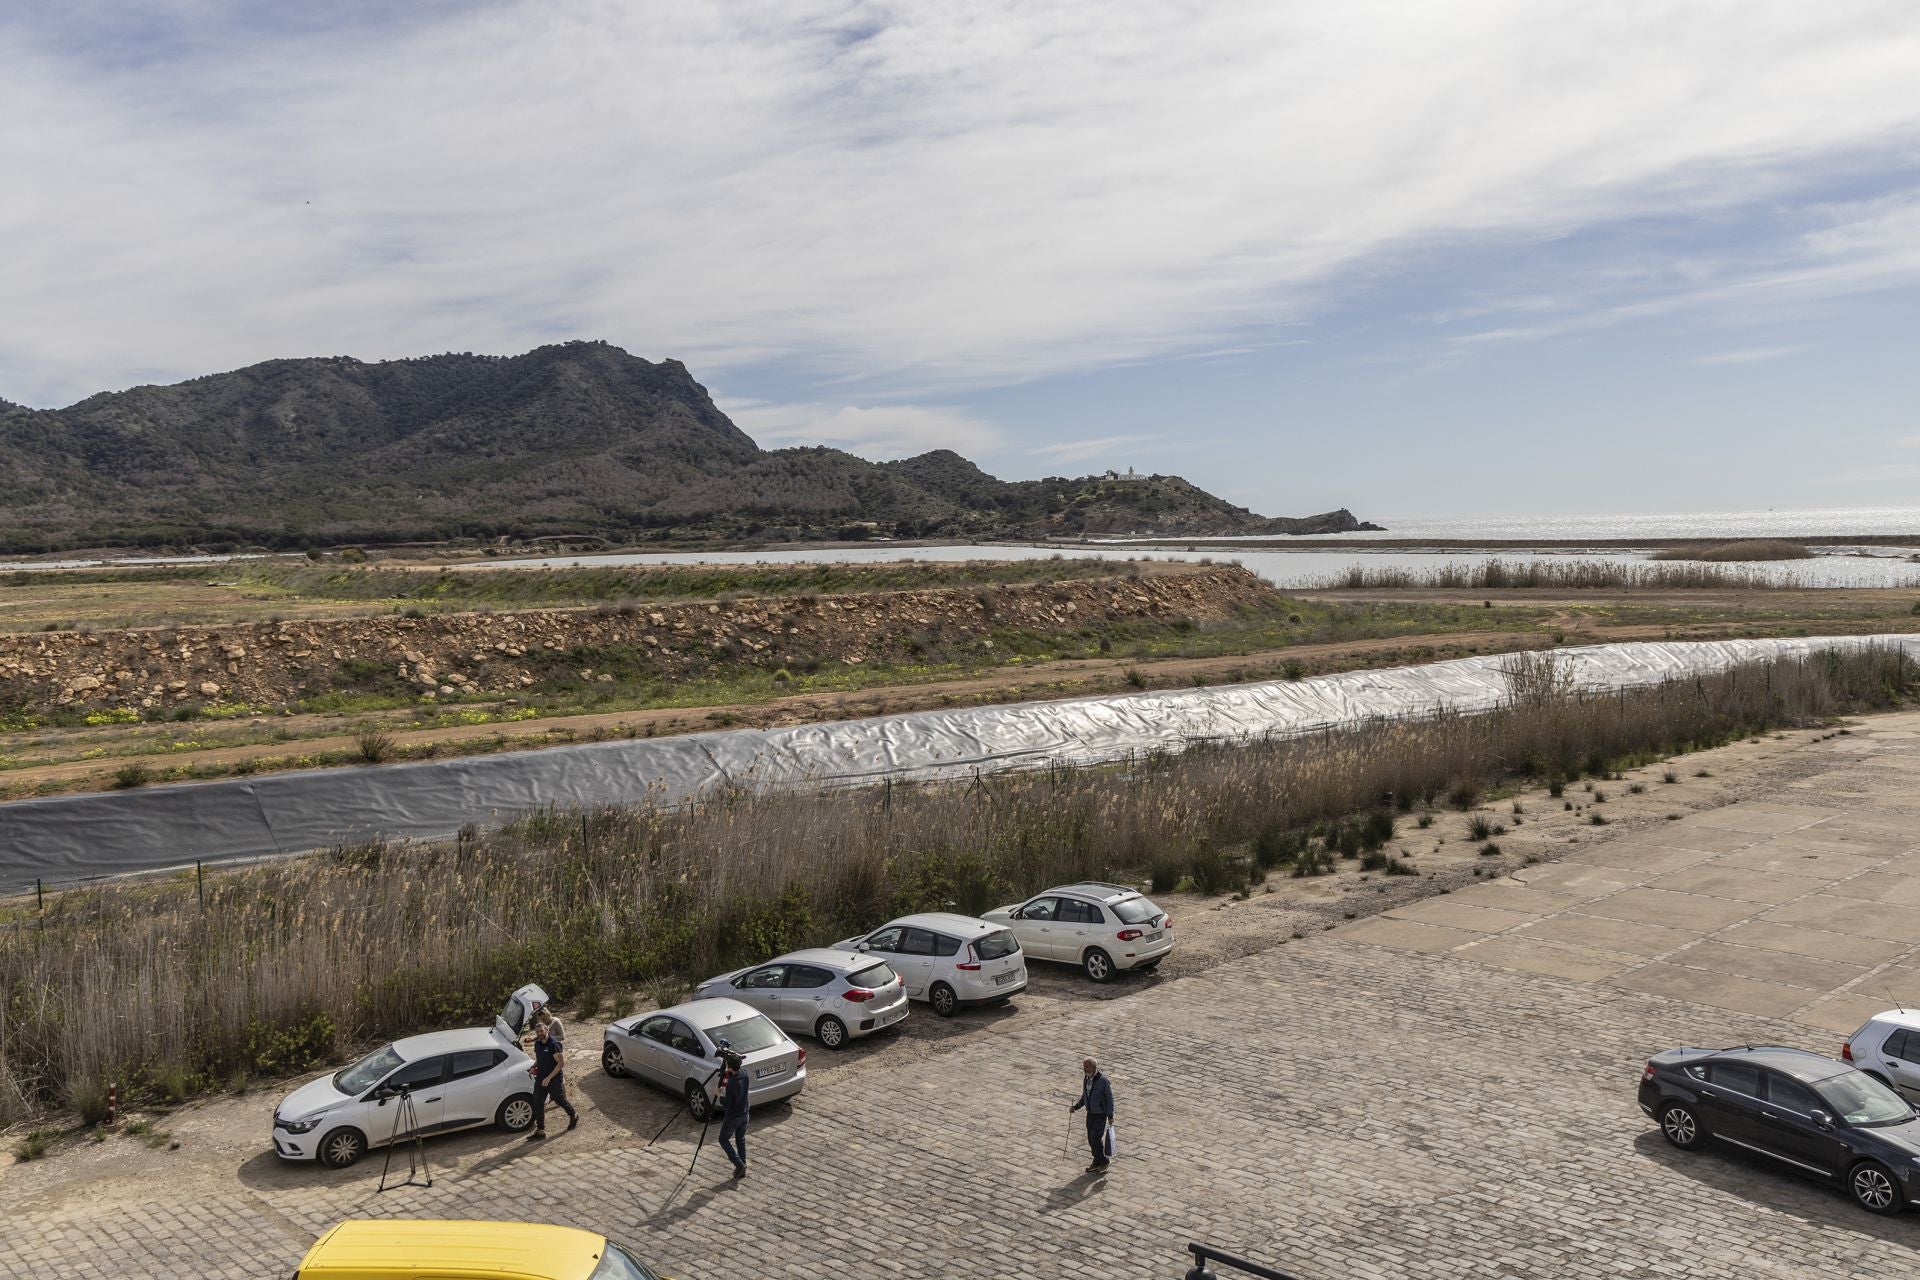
[983,883,1172,982]
[692,947,910,1048]
[834,913,1027,1016]
[601,997,807,1120]
[1844,1009,1920,1102]
[272,983,547,1168]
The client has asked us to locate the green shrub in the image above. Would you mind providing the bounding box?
[1360,809,1396,850]
[1547,777,1565,797]
[112,763,151,789]
[1467,816,1493,841]
[1384,857,1418,876]
[1415,814,1433,829]
[1359,848,1389,871]
[1281,660,1306,681]
[14,1130,49,1161]
[353,723,395,764]
[1448,779,1482,810]
[1252,825,1307,870]
[1662,770,1679,783]
[1589,813,1609,826]
[1123,667,1148,690]
[71,1079,109,1127]
[1479,842,1501,857]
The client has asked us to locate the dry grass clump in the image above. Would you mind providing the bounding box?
[1651,540,1816,562]
[2,647,1913,1124]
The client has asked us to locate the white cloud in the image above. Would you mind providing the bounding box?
[1027,435,1155,467]
[1691,345,1806,366]
[719,398,1005,460]
[5,2,1920,405]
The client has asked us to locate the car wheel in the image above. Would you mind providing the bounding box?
[496,1093,535,1133]
[320,1127,366,1169]
[1850,1160,1904,1216]
[1082,948,1115,983]
[816,1015,849,1049]
[601,1042,626,1078]
[1657,1102,1703,1150]
[930,983,958,1018]
[684,1081,713,1122]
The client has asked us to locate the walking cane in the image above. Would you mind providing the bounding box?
[1064,1107,1076,1159]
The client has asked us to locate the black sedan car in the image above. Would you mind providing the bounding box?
[1640,1044,1920,1215]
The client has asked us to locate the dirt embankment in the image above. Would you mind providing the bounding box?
[0,566,1271,716]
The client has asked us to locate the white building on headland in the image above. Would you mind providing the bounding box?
[1101,467,1147,482]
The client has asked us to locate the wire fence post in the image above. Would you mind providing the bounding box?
[36,878,44,912]
[196,860,204,910]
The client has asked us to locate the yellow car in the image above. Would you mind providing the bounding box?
[294,1220,665,1280]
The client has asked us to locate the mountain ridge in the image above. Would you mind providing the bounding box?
[0,341,1380,552]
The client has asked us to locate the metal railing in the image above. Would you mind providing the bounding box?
[1183,1241,1304,1280]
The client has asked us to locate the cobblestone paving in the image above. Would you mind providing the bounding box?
[12,933,1920,1279]
[9,719,1920,1278]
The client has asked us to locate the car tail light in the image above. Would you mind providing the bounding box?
[1641,1061,1655,1083]
[842,988,875,1003]
[796,1047,806,1066]
[956,944,982,971]
[1842,1042,1854,1062]
[957,961,981,971]
[896,974,905,987]
[1117,929,1144,941]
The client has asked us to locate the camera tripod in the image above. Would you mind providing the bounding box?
[639,1059,728,1217]
[377,1084,433,1192]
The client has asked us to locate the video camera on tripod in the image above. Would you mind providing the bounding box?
[376,1080,432,1192]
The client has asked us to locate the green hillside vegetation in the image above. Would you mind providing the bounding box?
[0,341,1377,553]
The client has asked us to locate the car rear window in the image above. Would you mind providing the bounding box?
[848,961,898,989]
[711,1014,783,1055]
[1112,896,1161,925]
[973,930,1018,960]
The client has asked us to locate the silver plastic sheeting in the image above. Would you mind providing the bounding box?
[3,633,1914,890]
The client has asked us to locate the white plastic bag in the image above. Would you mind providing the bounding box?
[1105,1122,1117,1159]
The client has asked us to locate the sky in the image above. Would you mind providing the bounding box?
[5,1,1920,522]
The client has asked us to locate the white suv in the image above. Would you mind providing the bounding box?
[834,912,1027,1016]
[983,883,1171,982]
[1844,1009,1920,1102]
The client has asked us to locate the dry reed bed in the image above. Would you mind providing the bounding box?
[1319,558,1907,590]
[3,647,1914,1126]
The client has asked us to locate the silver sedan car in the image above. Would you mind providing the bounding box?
[600,997,806,1120]
[692,947,909,1049]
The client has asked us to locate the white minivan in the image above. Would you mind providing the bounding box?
[272,983,548,1168]
[834,912,1026,1016]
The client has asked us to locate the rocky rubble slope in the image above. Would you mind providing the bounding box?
[0,568,1276,715]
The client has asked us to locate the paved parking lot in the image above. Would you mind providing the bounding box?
[6,714,1920,1278]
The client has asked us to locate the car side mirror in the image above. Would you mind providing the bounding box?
[857,942,871,952]
[369,1086,394,1103]
[1810,1109,1831,1128]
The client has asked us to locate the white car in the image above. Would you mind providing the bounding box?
[1844,1010,1920,1101]
[692,947,909,1048]
[601,997,806,1120]
[272,983,547,1168]
[983,883,1172,982]
[833,913,1027,1017]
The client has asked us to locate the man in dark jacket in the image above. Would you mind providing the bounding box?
[1069,1056,1114,1172]
[526,1020,577,1140]
[717,1050,750,1179]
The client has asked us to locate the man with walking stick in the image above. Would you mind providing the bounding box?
[1069,1056,1114,1173]
[717,1048,750,1179]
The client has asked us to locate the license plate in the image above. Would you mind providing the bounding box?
[881,1007,905,1024]
[755,1064,785,1079]
[993,970,1018,985]
[1145,931,1162,942]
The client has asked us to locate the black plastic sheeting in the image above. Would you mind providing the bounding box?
[4,634,1914,890]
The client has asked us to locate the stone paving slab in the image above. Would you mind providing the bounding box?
[9,715,1920,1279]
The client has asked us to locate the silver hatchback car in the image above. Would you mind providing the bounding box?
[692,947,909,1049]
[601,997,806,1120]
